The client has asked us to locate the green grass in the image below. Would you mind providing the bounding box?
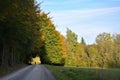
[0,64,27,77]
[45,65,120,80]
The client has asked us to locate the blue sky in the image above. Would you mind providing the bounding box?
[37,0,120,44]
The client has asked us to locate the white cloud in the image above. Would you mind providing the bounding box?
[49,7,120,44]
[50,7,120,31]
[51,7,120,21]
[41,0,89,6]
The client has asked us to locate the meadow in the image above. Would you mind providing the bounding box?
[45,65,120,80]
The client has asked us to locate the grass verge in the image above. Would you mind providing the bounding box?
[45,65,120,80]
[0,64,27,77]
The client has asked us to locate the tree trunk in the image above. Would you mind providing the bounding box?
[1,43,9,67]
[0,44,3,65]
[9,47,14,66]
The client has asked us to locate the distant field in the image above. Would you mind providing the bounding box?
[45,65,120,80]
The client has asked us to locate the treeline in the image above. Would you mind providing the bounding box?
[65,29,120,68]
[0,0,66,66]
[0,0,41,66]
[0,0,120,68]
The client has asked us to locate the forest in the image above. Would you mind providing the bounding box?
[0,0,120,68]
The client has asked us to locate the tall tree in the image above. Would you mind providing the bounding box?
[0,0,41,66]
[86,45,101,67]
[81,37,86,45]
[76,42,88,67]
[39,13,65,65]
[111,34,120,68]
[65,28,78,66]
[96,32,113,67]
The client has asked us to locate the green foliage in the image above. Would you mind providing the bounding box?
[95,33,113,67]
[0,0,120,69]
[95,33,120,68]
[39,13,65,65]
[81,37,86,45]
[45,65,120,80]
[0,0,41,65]
[86,45,101,67]
[76,43,88,67]
[65,29,88,67]
[65,31,120,68]
[109,34,120,68]
[65,28,78,66]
